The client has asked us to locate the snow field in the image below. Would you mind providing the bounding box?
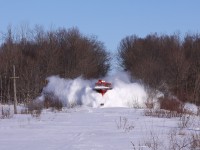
[0,106,200,150]
[1,71,200,149]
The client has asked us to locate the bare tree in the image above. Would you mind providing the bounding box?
[0,26,110,103]
[118,33,200,105]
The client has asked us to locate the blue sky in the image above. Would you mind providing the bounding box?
[0,0,200,52]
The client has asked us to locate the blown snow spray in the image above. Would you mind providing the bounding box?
[40,72,149,108]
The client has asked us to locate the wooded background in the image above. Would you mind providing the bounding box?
[0,26,110,104]
[1,25,200,105]
[118,33,200,105]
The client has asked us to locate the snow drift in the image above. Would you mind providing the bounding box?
[40,72,148,108]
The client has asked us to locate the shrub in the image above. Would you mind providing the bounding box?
[115,116,134,132]
[144,109,182,118]
[27,100,43,117]
[159,96,184,113]
[43,92,63,111]
[0,106,12,119]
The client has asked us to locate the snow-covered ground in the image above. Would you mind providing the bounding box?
[1,72,200,150]
[0,106,200,150]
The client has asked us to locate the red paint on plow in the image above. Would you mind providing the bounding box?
[93,80,112,96]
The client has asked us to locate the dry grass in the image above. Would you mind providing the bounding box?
[144,96,188,118]
[144,109,182,118]
[115,116,134,132]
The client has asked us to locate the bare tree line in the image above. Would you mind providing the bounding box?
[118,33,200,105]
[0,25,110,104]
[1,25,200,106]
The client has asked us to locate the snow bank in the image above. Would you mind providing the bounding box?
[39,72,148,108]
[184,103,199,115]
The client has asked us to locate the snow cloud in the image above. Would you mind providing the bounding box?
[40,72,148,108]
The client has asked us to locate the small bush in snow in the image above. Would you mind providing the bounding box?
[20,107,29,114]
[131,129,200,150]
[131,131,163,150]
[178,114,194,129]
[145,99,154,109]
[43,92,63,111]
[159,96,184,114]
[0,106,12,119]
[191,132,200,149]
[144,109,182,118]
[168,129,200,150]
[131,142,149,150]
[115,116,134,132]
[27,100,43,117]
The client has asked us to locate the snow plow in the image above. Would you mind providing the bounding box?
[93,79,112,96]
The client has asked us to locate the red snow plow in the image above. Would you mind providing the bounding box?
[93,80,112,96]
